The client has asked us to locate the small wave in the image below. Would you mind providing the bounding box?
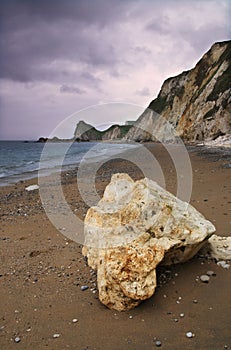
[0,172,7,178]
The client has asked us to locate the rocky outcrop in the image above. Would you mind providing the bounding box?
[200,234,231,260]
[125,40,231,142]
[74,121,102,141]
[204,134,231,147]
[37,137,48,143]
[82,173,215,311]
[74,121,132,141]
[102,125,132,140]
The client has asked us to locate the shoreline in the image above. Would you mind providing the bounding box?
[0,144,230,349]
[1,142,230,188]
[0,140,140,187]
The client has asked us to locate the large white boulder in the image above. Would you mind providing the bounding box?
[82,173,216,310]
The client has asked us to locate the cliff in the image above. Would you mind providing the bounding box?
[125,40,231,142]
[102,125,132,140]
[74,120,132,141]
[74,121,102,141]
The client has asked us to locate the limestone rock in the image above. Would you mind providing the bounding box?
[82,173,215,311]
[25,184,39,191]
[204,134,231,148]
[200,234,231,260]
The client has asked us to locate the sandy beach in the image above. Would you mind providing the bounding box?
[0,144,230,350]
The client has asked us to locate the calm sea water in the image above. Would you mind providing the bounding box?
[0,141,138,186]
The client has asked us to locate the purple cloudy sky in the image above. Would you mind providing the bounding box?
[0,0,230,140]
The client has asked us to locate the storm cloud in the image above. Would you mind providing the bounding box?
[0,0,230,139]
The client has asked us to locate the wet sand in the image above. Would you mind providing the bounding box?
[0,144,230,350]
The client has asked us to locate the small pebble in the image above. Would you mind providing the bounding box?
[81,285,89,291]
[14,337,21,343]
[186,332,194,338]
[53,334,60,338]
[155,340,162,347]
[193,299,198,304]
[200,275,210,283]
[72,319,78,323]
[180,313,185,318]
[207,270,216,276]
[129,315,133,319]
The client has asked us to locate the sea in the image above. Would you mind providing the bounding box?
[0,140,138,186]
[1,141,230,187]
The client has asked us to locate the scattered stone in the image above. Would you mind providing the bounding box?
[81,285,89,291]
[206,270,216,276]
[186,332,194,338]
[193,299,198,304]
[200,235,231,260]
[14,337,21,343]
[200,275,210,283]
[25,185,39,191]
[83,174,215,311]
[217,261,230,269]
[180,313,185,318]
[53,334,60,338]
[72,319,78,323]
[129,315,133,319]
[29,250,41,258]
[155,340,162,347]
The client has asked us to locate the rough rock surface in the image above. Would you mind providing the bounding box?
[82,173,216,311]
[102,125,132,140]
[200,234,231,260]
[125,40,231,142]
[204,134,231,147]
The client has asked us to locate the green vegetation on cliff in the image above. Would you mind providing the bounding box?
[74,121,132,141]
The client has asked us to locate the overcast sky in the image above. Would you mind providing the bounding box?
[0,0,230,140]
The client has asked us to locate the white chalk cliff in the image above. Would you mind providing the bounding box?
[125,41,231,142]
